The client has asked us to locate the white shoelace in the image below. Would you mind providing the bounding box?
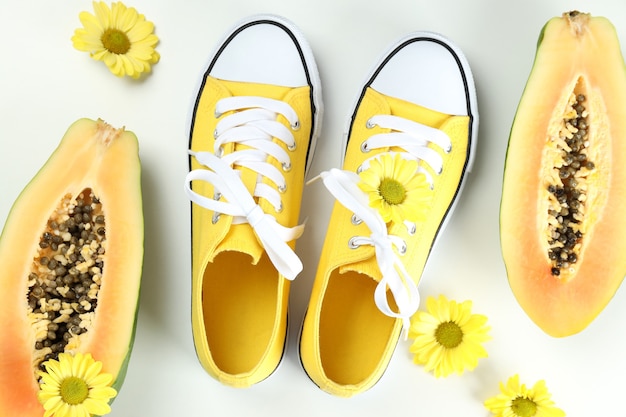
[185,96,304,280]
[319,168,419,335]
[361,114,451,187]
[318,115,452,335]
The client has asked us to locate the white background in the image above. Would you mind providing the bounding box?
[1,1,625,416]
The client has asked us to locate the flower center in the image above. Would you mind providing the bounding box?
[378,177,406,205]
[435,321,463,348]
[60,376,89,405]
[101,28,131,54]
[511,396,538,417]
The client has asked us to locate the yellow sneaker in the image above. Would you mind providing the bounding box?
[186,14,322,388]
[299,31,478,397]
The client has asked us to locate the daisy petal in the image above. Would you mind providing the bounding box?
[484,374,566,417]
[83,397,113,416]
[38,352,117,417]
[72,1,159,78]
[408,294,491,377]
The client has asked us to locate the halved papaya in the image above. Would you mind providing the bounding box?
[500,11,626,337]
[0,119,143,416]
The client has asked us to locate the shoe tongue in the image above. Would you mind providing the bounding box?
[374,88,469,170]
[205,79,296,266]
[220,78,293,99]
[212,222,264,265]
[338,256,383,282]
[383,90,451,126]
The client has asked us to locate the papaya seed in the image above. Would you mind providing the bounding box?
[26,188,106,374]
[546,92,594,277]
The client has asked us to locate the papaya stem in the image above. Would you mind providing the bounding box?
[95,119,124,147]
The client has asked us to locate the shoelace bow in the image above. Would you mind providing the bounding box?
[185,96,304,280]
[319,114,452,336]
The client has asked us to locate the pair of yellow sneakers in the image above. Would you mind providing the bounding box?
[185,14,478,397]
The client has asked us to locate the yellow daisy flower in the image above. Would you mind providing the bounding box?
[38,352,117,417]
[408,294,490,378]
[358,153,432,224]
[484,374,566,417]
[72,1,160,79]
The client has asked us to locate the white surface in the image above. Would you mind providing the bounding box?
[1,1,625,416]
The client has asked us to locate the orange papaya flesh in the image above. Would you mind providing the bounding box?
[0,119,143,416]
[501,11,626,337]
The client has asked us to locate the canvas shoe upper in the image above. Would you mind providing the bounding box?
[299,31,478,397]
[185,14,322,388]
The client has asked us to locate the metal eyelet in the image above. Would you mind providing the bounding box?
[292,120,300,131]
[356,165,363,174]
[398,241,407,255]
[282,162,292,172]
[213,129,219,140]
[276,203,283,213]
[288,142,297,151]
[213,192,222,201]
[407,223,416,235]
[360,141,370,153]
[278,184,287,193]
[214,109,222,118]
[348,237,360,249]
[366,118,375,129]
[351,214,362,225]
[437,166,443,175]
[212,212,221,224]
[445,144,452,153]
